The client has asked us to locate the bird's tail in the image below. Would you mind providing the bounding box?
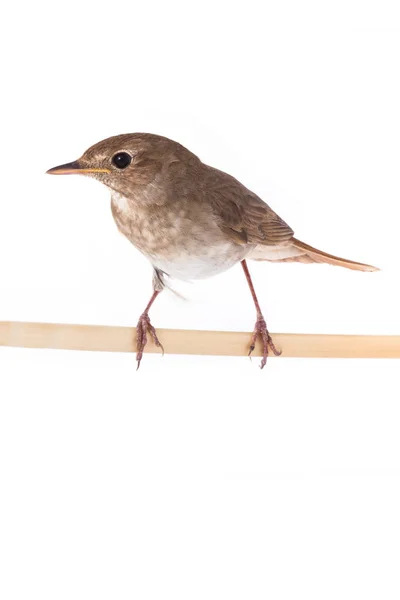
[249,237,379,272]
[291,238,378,272]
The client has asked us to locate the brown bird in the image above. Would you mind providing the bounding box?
[47,133,378,368]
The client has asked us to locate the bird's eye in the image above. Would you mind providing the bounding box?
[112,152,132,169]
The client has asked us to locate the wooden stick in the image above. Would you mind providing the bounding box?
[0,321,399,359]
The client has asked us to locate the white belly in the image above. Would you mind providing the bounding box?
[146,242,249,281]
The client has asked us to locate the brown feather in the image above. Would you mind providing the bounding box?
[204,165,377,272]
[291,238,379,271]
[249,237,379,272]
[206,166,294,245]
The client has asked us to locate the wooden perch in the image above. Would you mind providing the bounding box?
[0,321,399,359]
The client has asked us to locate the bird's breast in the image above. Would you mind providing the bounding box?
[110,191,249,280]
[111,191,165,252]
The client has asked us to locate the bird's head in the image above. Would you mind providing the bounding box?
[47,133,197,197]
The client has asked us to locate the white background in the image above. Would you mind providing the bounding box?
[1,1,400,598]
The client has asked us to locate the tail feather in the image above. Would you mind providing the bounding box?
[248,237,379,272]
[290,238,379,272]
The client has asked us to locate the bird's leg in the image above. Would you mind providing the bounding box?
[136,289,164,370]
[240,260,281,368]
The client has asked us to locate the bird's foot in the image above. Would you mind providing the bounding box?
[136,312,164,370]
[248,315,281,369]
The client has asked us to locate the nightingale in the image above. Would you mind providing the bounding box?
[47,133,378,369]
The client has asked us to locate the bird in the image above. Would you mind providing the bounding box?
[47,133,378,369]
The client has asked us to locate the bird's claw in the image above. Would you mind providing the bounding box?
[136,313,164,370]
[248,315,281,369]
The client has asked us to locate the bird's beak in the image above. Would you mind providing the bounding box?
[46,161,110,175]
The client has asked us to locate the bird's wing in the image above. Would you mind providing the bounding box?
[206,167,294,246]
[205,167,378,272]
